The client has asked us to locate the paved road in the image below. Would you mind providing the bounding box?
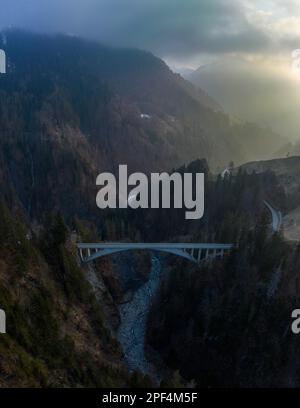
[78,243,233,249]
[264,200,282,232]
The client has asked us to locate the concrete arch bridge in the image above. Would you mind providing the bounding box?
[77,242,234,264]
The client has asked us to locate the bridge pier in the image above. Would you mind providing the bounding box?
[197,249,202,262]
[0,309,6,334]
[79,248,83,262]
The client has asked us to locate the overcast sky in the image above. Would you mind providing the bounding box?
[0,0,300,69]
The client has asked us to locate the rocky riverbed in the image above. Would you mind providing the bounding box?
[117,256,164,382]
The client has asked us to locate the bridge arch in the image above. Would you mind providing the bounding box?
[77,243,234,265]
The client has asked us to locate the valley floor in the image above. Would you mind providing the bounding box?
[117,256,164,383]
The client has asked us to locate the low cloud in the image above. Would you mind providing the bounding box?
[0,0,299,64]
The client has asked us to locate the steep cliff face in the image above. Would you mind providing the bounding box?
[0,201,154,387]
[0,203,118,386]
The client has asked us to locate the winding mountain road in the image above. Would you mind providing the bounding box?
[264,200,282,232]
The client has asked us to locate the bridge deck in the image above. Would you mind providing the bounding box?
[77,243,234,249]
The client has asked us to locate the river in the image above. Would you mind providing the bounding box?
[117,256,163,381]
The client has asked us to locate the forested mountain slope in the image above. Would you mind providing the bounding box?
[0,30,284,222]
[0,30,292,388]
